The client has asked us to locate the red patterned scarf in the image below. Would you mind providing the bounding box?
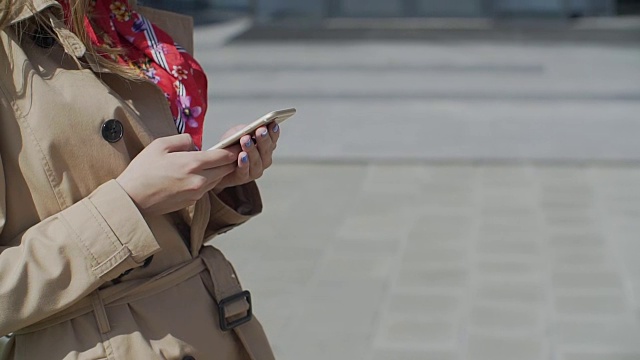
[58,0,208,149]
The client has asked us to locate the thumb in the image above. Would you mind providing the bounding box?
[159,134,196,153]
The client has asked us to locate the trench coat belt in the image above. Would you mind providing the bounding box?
[15,246,273,360]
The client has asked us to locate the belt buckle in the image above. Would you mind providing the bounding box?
[218,290,252,331]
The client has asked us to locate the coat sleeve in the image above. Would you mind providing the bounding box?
[204,182,263,240]
[0,154,161,336]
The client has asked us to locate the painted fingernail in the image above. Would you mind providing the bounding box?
[273,124,279,133]
[245,139,252,148]
[241,154,249,163]
[261,129,269,137]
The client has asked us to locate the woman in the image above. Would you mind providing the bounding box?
[0,0,277,358]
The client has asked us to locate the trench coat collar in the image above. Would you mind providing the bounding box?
[7,0,144,68]
[8,0,139,26]
[8,0,62,25]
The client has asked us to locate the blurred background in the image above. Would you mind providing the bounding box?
[150,1,639,359]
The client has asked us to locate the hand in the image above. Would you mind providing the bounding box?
[213,122,280,193]
[116,134,242,216]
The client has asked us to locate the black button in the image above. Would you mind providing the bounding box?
[32,27,57,49]
[101,119,124,143]
[182,356,195,360]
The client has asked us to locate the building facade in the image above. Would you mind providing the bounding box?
[257,0,616,20]
[144,0,620,21]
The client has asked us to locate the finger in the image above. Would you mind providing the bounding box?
[241,134,261,175]
[237,151,251,179]
[247,145,263,180]
[240,135,254,153]
[158,134,196,153]
[202,163,237,188]
[241,134,260,160]
[255,126,273,150]
[254,126,274,168]
[268,121,280,144]
[195,145,241,169]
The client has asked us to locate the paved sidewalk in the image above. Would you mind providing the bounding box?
[213,163,640,360]
[196,22,640,359]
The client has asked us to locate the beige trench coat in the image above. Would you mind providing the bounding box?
[0,1,274,359]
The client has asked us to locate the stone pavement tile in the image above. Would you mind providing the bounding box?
[539,183,594,208]
[418,189,475,208]
[553,293,630,318]
[331,237,402,258]
[373,349,459,360]
[233,244,322,264]
[469,304,543,335]
[316,255,395,283]
[402,243,468,266]
[466,333,547,360]
[543,202,593,214]
[409,214,474,240]
[544,211,595,229]
[475,257,542,279]
[552,270,623,291]
[479,215,540,232]
[552,248,609,267]
[252,296,301,340]
[481,186,534,198]
[560,352,640,360]
[540,198,593,211]
[553,319,640,351]
[480,193,537,208]
[352,192,441,216]
[482,179,533,190]
[478,223,542,237]
[362,165,430,194]
[593,168,640,183]
[377,316,459,347]
[386,292,461,318]
[480,165,531,176]
[608,218,640,235]
[608,207,640,219]
[481,176,535,188]
[289,281,388,335]
[273,329,372,360]
[292,301,380,336]
[239,259,317,284]
[426,166,477,183]
[541,183,593,196]
[599,188,640,202]
[479,222,541,235]
[598,187,640,203]
[536,168,589,182]
[261,164,367,187]
[479,225,540,241]
[481,188,536,202]
[481,183,536,194]
[480,206,538,219]
[338,212,417,239]
[549,233,605,250]
[423,177,475,191]
[476,238,540,257]
[397,264,469,290]
[474,279,545,305]
[406,234,472,252]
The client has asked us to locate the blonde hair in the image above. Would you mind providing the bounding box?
[1,0,140,79]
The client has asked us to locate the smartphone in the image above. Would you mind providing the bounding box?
[207,108,297,151]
